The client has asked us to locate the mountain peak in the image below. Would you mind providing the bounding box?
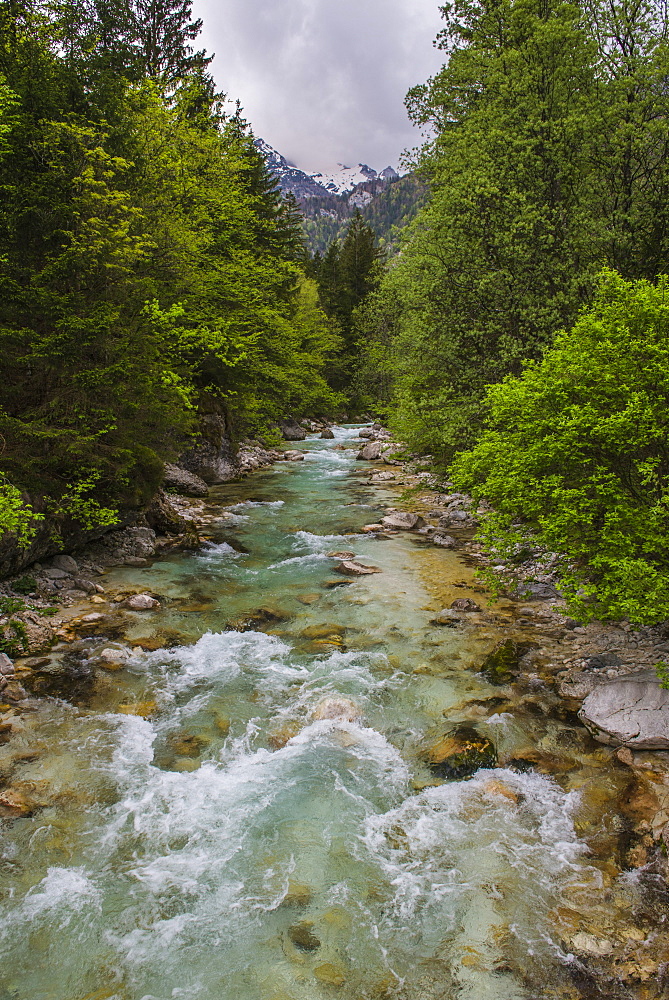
[254,138,399,199]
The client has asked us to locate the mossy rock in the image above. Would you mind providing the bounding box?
[421,725,497,779]
[479,639,521,685]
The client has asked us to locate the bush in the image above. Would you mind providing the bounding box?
[452,270,669,624]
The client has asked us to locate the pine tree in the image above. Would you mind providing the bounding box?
[131,0,211,83]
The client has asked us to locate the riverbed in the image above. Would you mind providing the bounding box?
[0,426,662,1000]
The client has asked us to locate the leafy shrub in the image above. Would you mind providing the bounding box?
[452,271,669,624]
[12,576,36,595]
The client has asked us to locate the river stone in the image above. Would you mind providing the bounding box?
[420,725,497,779]
[282,450,305,461]
[334,560,381,575]
[380,512,425,530]
[579,672,669,749]
[450,598,481,612]
[357,441,383,461]
[73,577,97,594]
[43,567,70,580]
[430,609,462,627]
[163,463,209,497]
[313,696,361,723]
[432,533,456,548]
[326,551,356,560]
[288,921,321,951]
[125,594,160,610]
[314,964,346,987]
[0,653,14,676]
[280,419,307,441]
[52,554,78,573]
[320,428,335,439]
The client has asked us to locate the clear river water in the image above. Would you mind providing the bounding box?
[0,426,638,1000]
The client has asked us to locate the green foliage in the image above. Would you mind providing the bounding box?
[11,575,36,595]
[312,212,385,394]
[656,662,669,689]
[360,0,669,463]
[452,271,669,625]
[0,3,339,544]
[0,595,25,616]
[300,174,427,255]
[0,478,42,545]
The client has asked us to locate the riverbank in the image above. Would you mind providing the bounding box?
[0,424,668,999]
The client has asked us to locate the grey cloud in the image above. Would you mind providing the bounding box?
[194,0,445,171]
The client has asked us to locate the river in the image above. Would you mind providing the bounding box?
[0,425,645,999]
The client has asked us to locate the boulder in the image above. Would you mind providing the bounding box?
[420,725,497,779]
[73,577,97,594]
[579,672,669,749]
[282,450,305,461]
[163,464,209,498]
[280,419,307,441]
[380,512,425,530]
[178,407,239,483]
[146,490,191,535]
[125,594,160,611]
[320,428,335,439]
[439,511,469,527]
[52,554,78,573]
[358,428,375,438]
[0,653,14,676]
[432,534,456,548]
[43,567,70,580]
[357,441,383,461]
[334,560,382,576]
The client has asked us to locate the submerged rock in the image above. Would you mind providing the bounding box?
[579,672,669,749]
[479,639,521,685]
[301,623,346,640]
[420,725,497,779]
[288,921,321,951]
[168,731,210,757]
[430,610,462,628]
[313,963,346,987]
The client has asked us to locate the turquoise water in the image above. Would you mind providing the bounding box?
[0,428,617,1000]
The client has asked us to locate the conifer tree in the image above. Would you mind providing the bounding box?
[131,0,211,83]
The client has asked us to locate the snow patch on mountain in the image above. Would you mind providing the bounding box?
[255,138,399,199]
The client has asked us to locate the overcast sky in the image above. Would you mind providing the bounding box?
[193,0,446,173]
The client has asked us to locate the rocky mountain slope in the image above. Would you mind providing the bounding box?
[254,138,397,198]
[255,138,424,253]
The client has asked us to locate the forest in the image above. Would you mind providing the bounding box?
[350,0,669,624]
[0,0,351,542]
[3,0,669,623]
